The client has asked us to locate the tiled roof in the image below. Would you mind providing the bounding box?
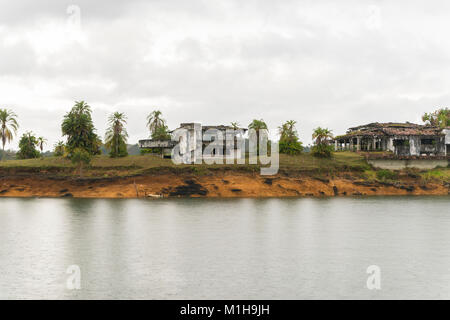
[335,122,444,139]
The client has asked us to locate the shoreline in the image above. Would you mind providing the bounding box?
[1,172,448,199]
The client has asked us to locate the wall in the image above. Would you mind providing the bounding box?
[368,159,448,170]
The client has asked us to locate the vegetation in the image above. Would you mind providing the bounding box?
[248,119,268,133]
[278,120,303,155]
[37,137,47,155]
[248,119,268,152]
[311,127,333,158]
[0,109,19,159]
[0,151,372,177]
[17,132,40,159]
[230,122,240,130]
[54,141,66,157]
[147,110,166,137]
[105,112,128,158]
[0,103,448,188]
[62,101,101,157]
[422,107,450,128]
[151,125,171,140]
[71,148,92,176]
[376,169,398,181]
[420,167,450,183]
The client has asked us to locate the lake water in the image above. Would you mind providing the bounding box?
[0,196,449,299]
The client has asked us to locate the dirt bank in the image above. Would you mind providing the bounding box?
[0,172,448,198]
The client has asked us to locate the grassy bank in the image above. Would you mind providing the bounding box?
[0,152,448,198]
[0,152,448,185]
[0,152,369,176]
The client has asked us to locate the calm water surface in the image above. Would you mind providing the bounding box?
[0,196,449,299]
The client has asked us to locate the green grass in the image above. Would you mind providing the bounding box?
[376,169,399,181]
[0,152,376,177]
[420,167,450,183]
[1,152,448,181]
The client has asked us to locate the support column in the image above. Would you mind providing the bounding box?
[334,140,338,151]
[372,137,377,151]
[356,137,361,151]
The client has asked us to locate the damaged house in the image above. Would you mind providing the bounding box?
[334,122,450,157]
[139,123,247,163]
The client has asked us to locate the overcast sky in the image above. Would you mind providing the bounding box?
[1,0,450,150]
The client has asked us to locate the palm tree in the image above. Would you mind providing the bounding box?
[37,137,47,156]
[105,112,128,157]
[230,122,240,130]
[73,101,92,116]
[62,100,100,156]
[147,110,166,137]
[278,120,298,142]
[312,127,333,145]
[248,119,268,138]
[0,109,19,160]
[248,119,268,152]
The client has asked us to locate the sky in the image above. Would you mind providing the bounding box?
[1,0,450,151]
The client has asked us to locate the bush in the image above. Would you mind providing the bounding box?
[140,148,162,155]
[279,140,303,155]
[71,148,92,176]
[376,169,398,180]
[53,141,66,157]
[311,144,333,158]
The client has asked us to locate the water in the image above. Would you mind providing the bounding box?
[0,196,449,299]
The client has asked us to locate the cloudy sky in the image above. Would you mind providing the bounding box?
[1,0,450,150]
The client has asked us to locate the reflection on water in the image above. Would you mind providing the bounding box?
[0,196,449,299]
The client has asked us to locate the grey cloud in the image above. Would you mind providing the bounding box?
[1,0,450,150]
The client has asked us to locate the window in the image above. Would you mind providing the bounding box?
[421,139,434,145]
[393,139,407,146]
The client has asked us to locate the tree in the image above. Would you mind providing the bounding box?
[71,148,92,177]
[61,101,101,156]
[151,125,171,140]
[422,107,450,128]
[105,112,128,158]
[0,109,19,159]
[230,122,240,130]
[311,127,334,158]
[37,137,47,155]
[248,119,268,133]
[147,110,166,137]
[248,119,269,153]
[54,141,66,157]
[17,131,40,159]
[278,120,303,155]
[312,127,333,145]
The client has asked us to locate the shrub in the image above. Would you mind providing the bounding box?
[311,144,333,158]
[71,148,92,176]
[279,140,303,155]
[53,141,66,157]
[140,148,162,155]
[376,169,398,180]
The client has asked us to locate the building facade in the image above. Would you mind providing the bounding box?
[139,123,247,163]
[334,122,450,156]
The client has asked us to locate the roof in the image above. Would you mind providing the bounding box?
[335,122,445,139]
[179,123,247,131]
